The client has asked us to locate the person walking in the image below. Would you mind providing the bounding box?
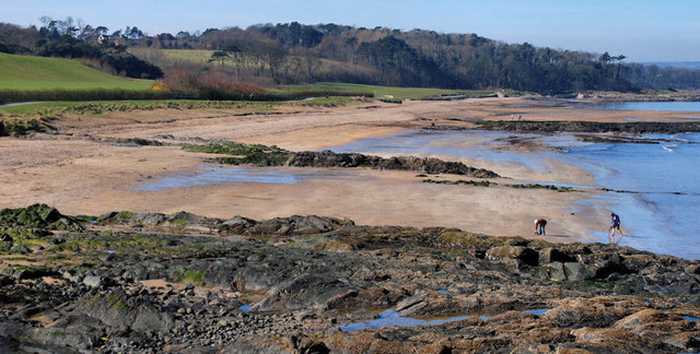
[534,219,547,236]
[609,212,624,244]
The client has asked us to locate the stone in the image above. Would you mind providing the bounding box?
[62,271,82,283]
[547,262,567,282]
[564,262,594,281]
[82,275,103,288]
[221,216,257,234]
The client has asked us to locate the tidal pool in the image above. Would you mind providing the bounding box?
[136,165,357,192]
[339,310,470,333]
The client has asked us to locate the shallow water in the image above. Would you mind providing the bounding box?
[136,165,356,192]
[335,130,700,260]
[333,130,572,174]
[596,101,700,112]
[339,310,470,333]
[562,134,700,259]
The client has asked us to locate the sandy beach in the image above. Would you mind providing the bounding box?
[2,97,699,242]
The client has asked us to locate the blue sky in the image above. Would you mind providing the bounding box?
[3,0,699,61]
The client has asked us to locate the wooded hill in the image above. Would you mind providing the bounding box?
[2,19,699,94]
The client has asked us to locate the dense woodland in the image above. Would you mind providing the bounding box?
[1,18,700,94]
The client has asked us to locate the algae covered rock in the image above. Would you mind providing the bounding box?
[0,204,83,231]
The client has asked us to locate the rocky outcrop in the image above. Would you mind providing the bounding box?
[0,207,698,353]
[477,120,700,134]
[185,141,500,178]
[288,151,499,178]
[0,204,83,231]
[99,210,354,236]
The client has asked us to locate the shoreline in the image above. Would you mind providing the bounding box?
[1,97,699,252]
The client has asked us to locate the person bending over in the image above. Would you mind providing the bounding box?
[534,219,547,236]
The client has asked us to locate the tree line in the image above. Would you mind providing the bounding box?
[1,19,699,93]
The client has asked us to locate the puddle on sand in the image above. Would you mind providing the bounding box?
[339,310,470,333]
[136,165,359,192]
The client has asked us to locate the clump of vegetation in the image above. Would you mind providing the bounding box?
[177,269,207,286]
[0,118,55,136]
[0,226,51,254]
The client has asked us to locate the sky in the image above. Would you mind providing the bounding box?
[2,0,699,62]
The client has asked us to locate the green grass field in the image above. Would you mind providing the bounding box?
[159,49,216,64]
[275,82,496,100]
[0,53,154,91]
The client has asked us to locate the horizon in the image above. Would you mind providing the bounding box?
[2,0,699,62]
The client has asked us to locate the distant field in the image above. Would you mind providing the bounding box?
[0,53,154,91]
[129,48,250,68]
[275,82,496,100]
[159,49,215,64]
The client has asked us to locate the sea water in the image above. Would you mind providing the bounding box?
[597,101,700,112]
[334,130,700,260]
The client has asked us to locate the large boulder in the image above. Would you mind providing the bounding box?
[254,273,357,312]
[221,215,257,234]
[486,246,539,266]
[546,262,594,282]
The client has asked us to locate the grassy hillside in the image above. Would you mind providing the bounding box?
[0,53,154,91]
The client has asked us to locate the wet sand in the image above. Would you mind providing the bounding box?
[2,97,698,242]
